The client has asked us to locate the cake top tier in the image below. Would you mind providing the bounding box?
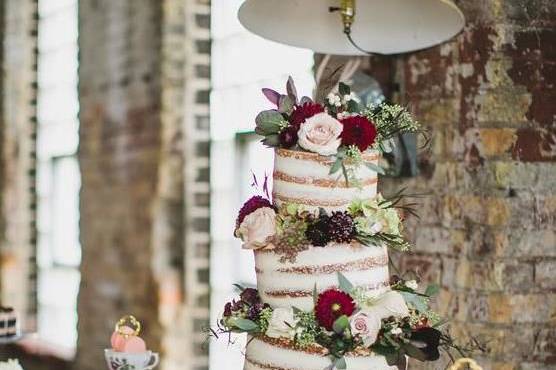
[254,77,421,189]
[273,148,380,213]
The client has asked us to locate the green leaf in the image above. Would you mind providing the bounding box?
[313,284,319,307]
[292,306,303,315]
[337,272,354,294]
[380,139,394,153]
[286,76,298,103]
[432,317,451,328]
[232,318,259,332]
[385,351,402,366]
[399,291,428,312]
[340,162,350,187]
[365,161,385,175]
[232,283,245,292]
[329,157,343,175]
[255,110,284,134]
[338,82,350,96]
[334,357,347,369]
[332,315,349,335]
[278,95,294,114]
[425,283,440,297]
[347,99,360,113]
[261,134,280,148]
[403,343,427,362]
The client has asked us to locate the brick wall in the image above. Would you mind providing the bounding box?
[77,0,210,369]
[375,1,555,369]
[0,0,38,329]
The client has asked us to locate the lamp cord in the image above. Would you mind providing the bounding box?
[344,28,387,57]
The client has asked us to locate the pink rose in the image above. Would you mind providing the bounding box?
[236,207,276,249]
[297,112,343,156]
[349,311,381,347]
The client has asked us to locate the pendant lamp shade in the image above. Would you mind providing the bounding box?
[238,0,465,55]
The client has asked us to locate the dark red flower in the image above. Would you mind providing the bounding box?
[235,196,273,230]
[278,125,299,148]
[240,288,260,305]
[289,102,325,126]
[340,115,377,152]
[315,289,356,330]
[223,302,233,317]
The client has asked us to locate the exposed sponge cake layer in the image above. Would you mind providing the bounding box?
[255,243,390,310]
[244,335,398,370]
[273,149,379,213]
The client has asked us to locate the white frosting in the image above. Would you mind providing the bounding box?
[272,149,379,213]
[255,244,390,311]
[244,336,398,370]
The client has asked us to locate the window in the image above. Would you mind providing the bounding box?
[209,1,314,368]
[36,0,80,354]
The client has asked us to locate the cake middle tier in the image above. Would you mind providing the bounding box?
[273,148,379,213]
[255,243,390,310]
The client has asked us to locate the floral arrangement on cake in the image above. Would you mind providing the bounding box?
[234,191,415,259]
[255,77,421,183]
[213,274,476,368]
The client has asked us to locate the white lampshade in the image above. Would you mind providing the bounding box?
[238,0,465,55]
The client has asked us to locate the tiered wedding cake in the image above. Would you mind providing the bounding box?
[215,78,466,370]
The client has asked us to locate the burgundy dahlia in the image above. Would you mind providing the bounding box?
[223,302,233,317]
[235,196,273,230]
[278,124,299,148]
[340,115,377,152]
[305,215,331,247]
[315,289,356,330]
[289,102,325,126]
[328,211,355,243]
[240,288,260,305]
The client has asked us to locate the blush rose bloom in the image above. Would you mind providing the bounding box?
[236,207,276,250]
[349,311,382,347]
[297,112,343,156]
[265,308,298,340]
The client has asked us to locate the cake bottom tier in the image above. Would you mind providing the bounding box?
[244,335,401,370]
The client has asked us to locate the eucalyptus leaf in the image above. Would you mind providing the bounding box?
[286,76,298,103]
[300,96,313,104]
[261,134,280,148]
[337,272,354,294]
[385,352,402,367]
[403,343,427,362]
[365,162,386,175]
[232,283,245,292]
[232,318,259,332]
[334,357,347,369]
[262,88,280,106]
[278,95,294,114]
[399,291,428,312]
[341,162,350,186]
[332,315,349,335]
[380,139,394,153]
[425,283,440,297]
[313,284,319,307]
[329,157,343,175]
[338,82,350,96]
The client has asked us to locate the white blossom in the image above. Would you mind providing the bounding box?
[0,360,24,370]
[405,280,418,290]
[390,327,403,335]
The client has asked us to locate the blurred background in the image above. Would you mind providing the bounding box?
[0,0,554,369]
